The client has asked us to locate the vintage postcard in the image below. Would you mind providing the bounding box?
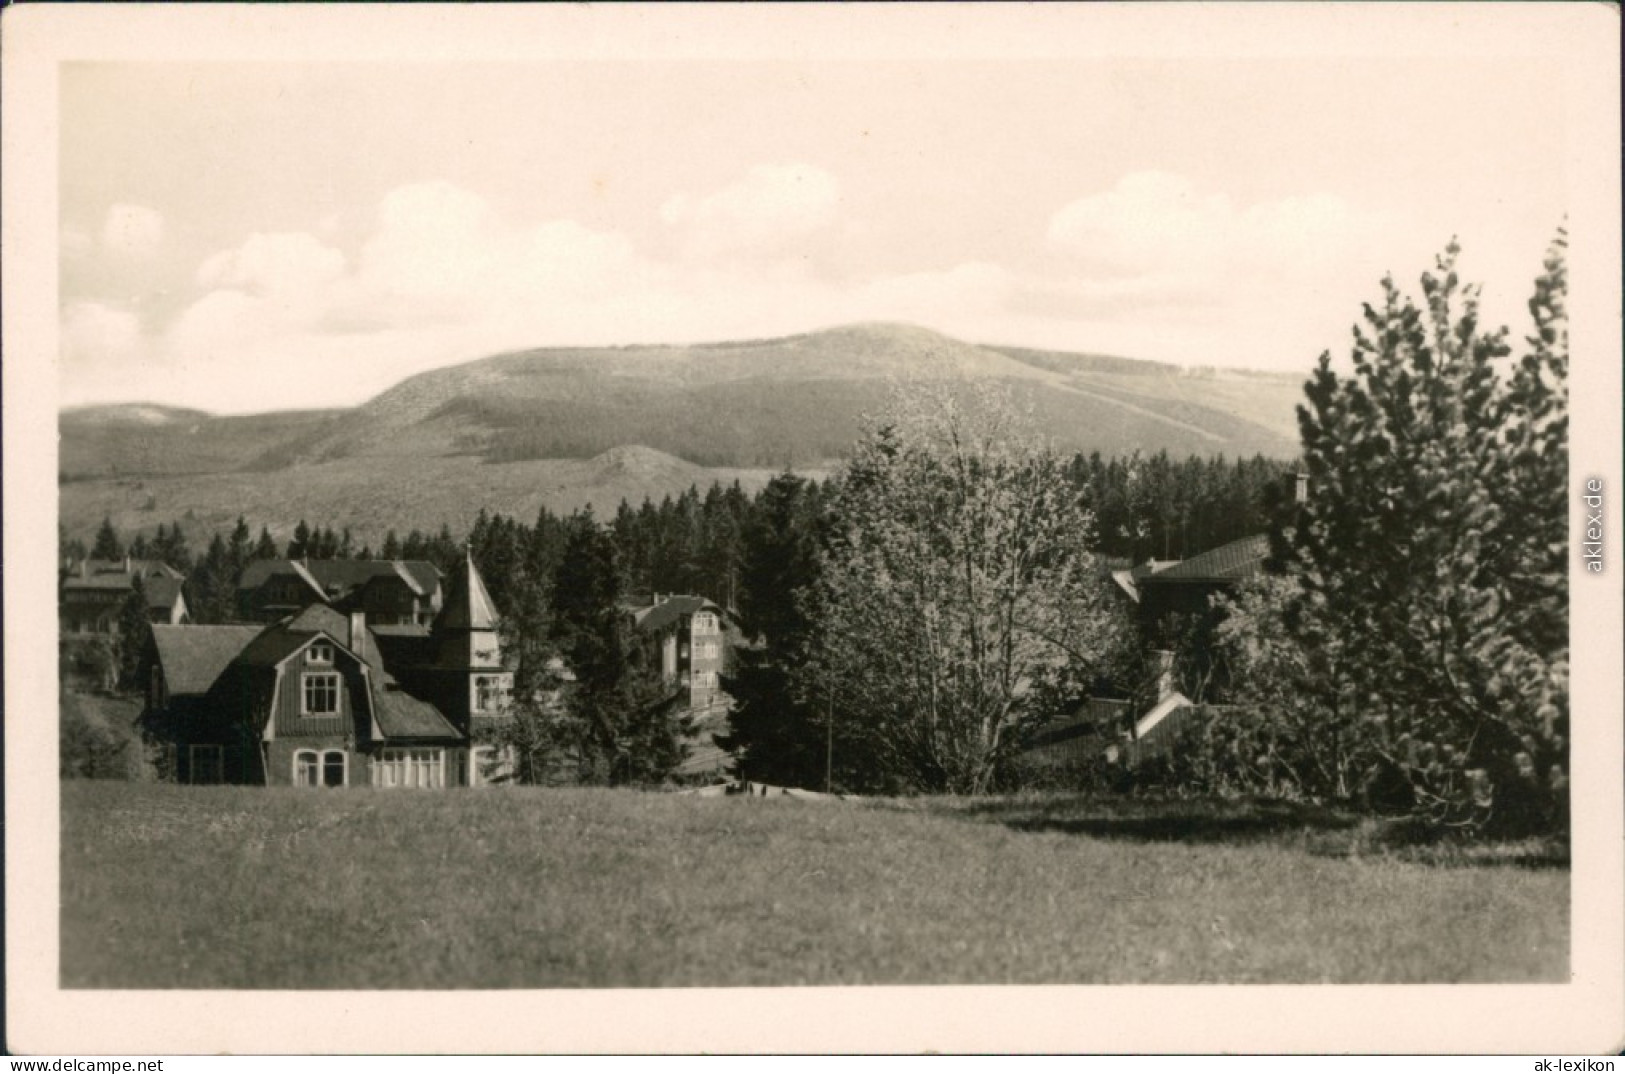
[4,2,1622,1056]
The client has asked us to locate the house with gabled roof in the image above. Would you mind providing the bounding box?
[236,558,442,626]
[60,557,189,637]
[622,593,736,711]
[142,555,512,788]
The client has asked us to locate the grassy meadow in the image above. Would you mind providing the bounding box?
[60,781,1568,989]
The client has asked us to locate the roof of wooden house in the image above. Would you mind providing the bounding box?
[1140,535,1270,586]
[433,554,501,632]
[149,624,264,696]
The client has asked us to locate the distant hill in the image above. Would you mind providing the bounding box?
[58,323,1305,544]
[61,407,345,481]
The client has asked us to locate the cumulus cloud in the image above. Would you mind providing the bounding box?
[1034,170,1425,365]
[357,181,497,306]
[1048,171,1377,282]
[101,204,165,258]
[662,164,840,262]
[142,181,678,408]
[198,232,347,299]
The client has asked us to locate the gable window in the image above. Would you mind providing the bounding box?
[307,642,335,665]
[302,672,341,716]
[691,612,717,634]
[189,744,224,785]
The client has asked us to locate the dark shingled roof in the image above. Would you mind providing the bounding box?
[1140,535,1270,585]
[150,624,263,696]
[434,555,501,632]
[625,594,725,635]
[63,559,184,593]
[373,685,461,740]
[236,559,441,597]
[1108,559,1180,603]
[237,604,389,673]
[370,624,432,638]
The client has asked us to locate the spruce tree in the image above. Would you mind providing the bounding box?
[115,575,151,691]
[715,472,829,788]
[286,520,312,560]
[91,517,123,561]
[252,526,279,561]
[551,511,686,785]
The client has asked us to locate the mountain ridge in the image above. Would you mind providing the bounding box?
[59,323,1307,544]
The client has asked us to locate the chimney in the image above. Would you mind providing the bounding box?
[123,554,131,574]
[1150,649,1175,702]
[80,559,89,579]
[349,610,366,652]
[1294,472,1309,505]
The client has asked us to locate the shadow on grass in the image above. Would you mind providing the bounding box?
[969,797,1358,845]
[929,795,1570,869]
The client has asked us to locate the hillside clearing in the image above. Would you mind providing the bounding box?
[61,783,1567,989]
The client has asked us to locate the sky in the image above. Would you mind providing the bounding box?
[58,52,1571,413]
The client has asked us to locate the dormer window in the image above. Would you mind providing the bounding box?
[307,642,335,665]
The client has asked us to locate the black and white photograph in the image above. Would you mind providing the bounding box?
[5,2,1622,1056]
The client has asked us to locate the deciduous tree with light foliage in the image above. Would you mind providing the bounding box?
[802,384,1125,795]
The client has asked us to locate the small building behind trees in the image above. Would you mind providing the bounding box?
[60,557,189,636]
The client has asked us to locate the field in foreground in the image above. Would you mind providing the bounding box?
[60,782,1568,988]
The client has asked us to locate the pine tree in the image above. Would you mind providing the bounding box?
[715,472,830,788]
[380,530,403,560]
[252,526,279,561]
[154,520,194,573]
[59,524,88,568]
[1278,236,1569,832]
[226,516,250,559]
[286,520,312,560]
[115,575,151,691]
[191,534,236,624]
[91,517,123,561]
[551,511,687,785]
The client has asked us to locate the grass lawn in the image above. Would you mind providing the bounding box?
[60,781,1568,988]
